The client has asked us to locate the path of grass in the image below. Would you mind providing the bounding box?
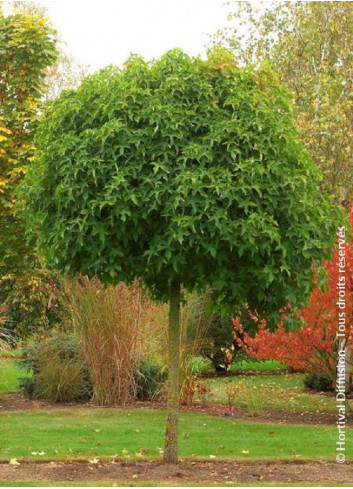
[201,374,350,414]
[0,408,351,462]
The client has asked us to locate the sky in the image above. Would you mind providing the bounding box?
[37,0,232,73]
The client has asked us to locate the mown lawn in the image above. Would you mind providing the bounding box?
[0,408,351,461]
[200,374,350,414]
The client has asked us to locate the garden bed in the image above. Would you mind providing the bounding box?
[0,460,352,485]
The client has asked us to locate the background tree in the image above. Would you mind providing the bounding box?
[0,2,57,274]
[44,45,87,101]
[214,1,353,204]
[9,1,87,102]
[0,2,87,338]
[22,48,339,463]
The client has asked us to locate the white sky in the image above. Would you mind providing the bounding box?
[37,0,232,73]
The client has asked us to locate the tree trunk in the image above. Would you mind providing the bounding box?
[164,277,181,464]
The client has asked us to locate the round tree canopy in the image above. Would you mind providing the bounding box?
[22,48,339,310]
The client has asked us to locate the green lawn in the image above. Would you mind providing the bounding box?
[230,359,286,373]
[0,360,29,394]
[0,408,351,462]
[192,357,286,374]
[193,356,287,374]
[200,373,349,414]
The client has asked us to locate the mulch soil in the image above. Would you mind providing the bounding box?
[0,460,352,484]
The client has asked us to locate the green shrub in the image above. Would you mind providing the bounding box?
[199,313,240,373]
[0,269,71,340]
[304,372,333,392]
[135,363,167,400]
[19,331,92,402]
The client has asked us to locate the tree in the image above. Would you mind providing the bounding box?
[214,1,353,203]
[44,45,87,101]
[7,2,87,102]
[0,3,58,275]
[22,48,339,463]
[0,3,87,338]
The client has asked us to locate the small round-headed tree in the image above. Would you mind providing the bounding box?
[22,48,339,463]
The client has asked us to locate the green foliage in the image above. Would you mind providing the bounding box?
[22,48,339,316]
[20,331,92,402]
[0,360,30,393]
[304,372,333,392]
[0,4,58,274]
[135,362,167,400]
[0,4,59,340]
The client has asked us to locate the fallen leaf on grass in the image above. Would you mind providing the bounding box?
[89,457,99,464]
[9,458,20,466]
[241,449,249,454]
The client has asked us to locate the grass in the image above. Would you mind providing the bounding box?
[0,347,23,359]
[0,360,30,394]
[200,373,351,414]
[230,359,286,373]
[0,408,351,462]
[192,357,286,374]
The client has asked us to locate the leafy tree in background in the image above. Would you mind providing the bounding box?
[214,1,353,203]
[0,2,86,338]
[0,2,58,333]
[22,48,339,463]
[10,1,87,103]
[44,45,87,101]
[0,3,57,274]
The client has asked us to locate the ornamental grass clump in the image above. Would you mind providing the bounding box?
[65,276,161,406]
